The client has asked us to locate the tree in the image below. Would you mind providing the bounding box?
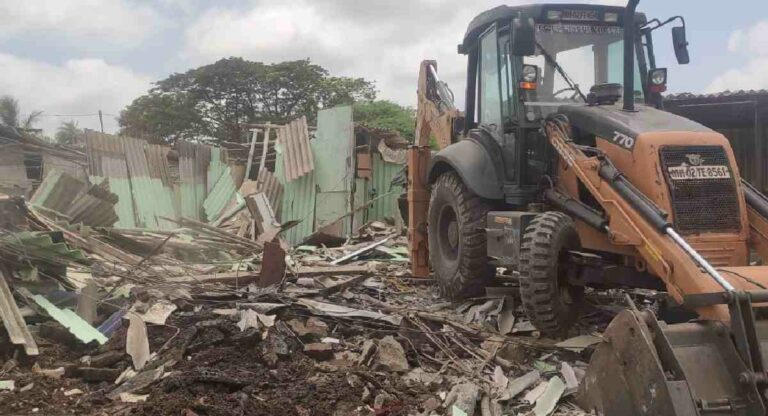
[119,93,202,144]
[55,120,84,145]
[0,95,42,129]
[353,100,415,140]
[119,58,377,144]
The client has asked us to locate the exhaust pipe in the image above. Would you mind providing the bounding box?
[623,0,640,112]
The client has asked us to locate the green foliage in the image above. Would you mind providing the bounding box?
[352,100,415,140]
[119,58,377,144]
[119,93,201,144]
[0,95,42,129]
[54,120,84,145]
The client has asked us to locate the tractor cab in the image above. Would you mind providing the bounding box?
[457,3,690,205]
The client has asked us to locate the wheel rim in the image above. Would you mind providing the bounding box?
[437,205,459,261]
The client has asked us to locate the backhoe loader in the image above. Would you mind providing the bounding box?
[408,1,768,414]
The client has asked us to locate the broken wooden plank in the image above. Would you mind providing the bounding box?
[0,268,39,355]
[294,264,372,276]
[330,235,393,265]
[319,274,369,297]
[164,271,260,285]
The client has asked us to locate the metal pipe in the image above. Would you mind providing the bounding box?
[544,188,609,232]
[623,0,640,112]
[665,227,735,292]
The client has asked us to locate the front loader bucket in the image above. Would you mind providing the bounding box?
[580,309,766,415]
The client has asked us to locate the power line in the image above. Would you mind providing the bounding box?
[36,113,117,118]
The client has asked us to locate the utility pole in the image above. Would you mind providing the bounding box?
[98,110,104,133]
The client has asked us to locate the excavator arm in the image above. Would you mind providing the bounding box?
[544,115,768,415]
[408,61,462,277]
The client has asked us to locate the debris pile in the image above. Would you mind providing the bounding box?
[0,198,609,415]
[0,108,621,415]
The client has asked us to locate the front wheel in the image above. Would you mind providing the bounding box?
[519,211,584,336]
[429,172,495,299]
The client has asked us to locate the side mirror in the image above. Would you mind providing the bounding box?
[672,26,690,64]
[511,17,536,56]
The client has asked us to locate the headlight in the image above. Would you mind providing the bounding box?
[522,65,538,82]
[547,10,562,20]
[649,68,667,85]
[604,12,619,23]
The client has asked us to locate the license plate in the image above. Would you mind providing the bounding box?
[667,165,731,180]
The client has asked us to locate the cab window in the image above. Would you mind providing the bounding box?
[478,26,502,128]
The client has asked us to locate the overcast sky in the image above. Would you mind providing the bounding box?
[1,0,767,136]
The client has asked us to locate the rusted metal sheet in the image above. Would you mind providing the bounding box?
[408,147,430,277]
[277,116,314,182]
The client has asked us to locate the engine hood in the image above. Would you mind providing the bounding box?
[556,103,712,142]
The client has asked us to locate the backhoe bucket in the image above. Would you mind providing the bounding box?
[580,309,766,415]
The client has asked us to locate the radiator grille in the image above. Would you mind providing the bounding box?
[659,145,741,234]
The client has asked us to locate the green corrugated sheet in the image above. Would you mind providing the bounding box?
[208,147,227,193]
[92,174,136,229]
[2,231,88,263]
[313,106,354,193]
[276,142,316,245]
[130,176,174,229]
[203,166,237,222]
[31,295,107,344]
[369,153,404,223]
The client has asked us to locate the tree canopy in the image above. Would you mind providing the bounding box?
[0,95,42,130]
[119,58,376,144]
[352,100,415,140]
[55,120,84,145]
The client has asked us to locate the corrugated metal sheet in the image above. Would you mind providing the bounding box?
[203,166,237,222]
[255,169,283,216]
[30,170,118,227]
[277,116,314,182]
[86,132,136,228]
[275,141,316,245]
[178,141,209,221]
[665,89,768,101]
[369,153,404,223]
[0,145,32,197]
[42,154,87,182]
[124,137,160,229]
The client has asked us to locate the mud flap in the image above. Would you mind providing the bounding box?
[581,309,766,415]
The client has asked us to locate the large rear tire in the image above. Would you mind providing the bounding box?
[519,211,584,336]
[429,172,495,299]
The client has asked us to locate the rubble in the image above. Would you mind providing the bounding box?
[0,126,605,415]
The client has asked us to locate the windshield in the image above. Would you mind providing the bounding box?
[520,22,644,117]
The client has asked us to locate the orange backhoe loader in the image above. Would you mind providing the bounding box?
[408,1,768,414]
